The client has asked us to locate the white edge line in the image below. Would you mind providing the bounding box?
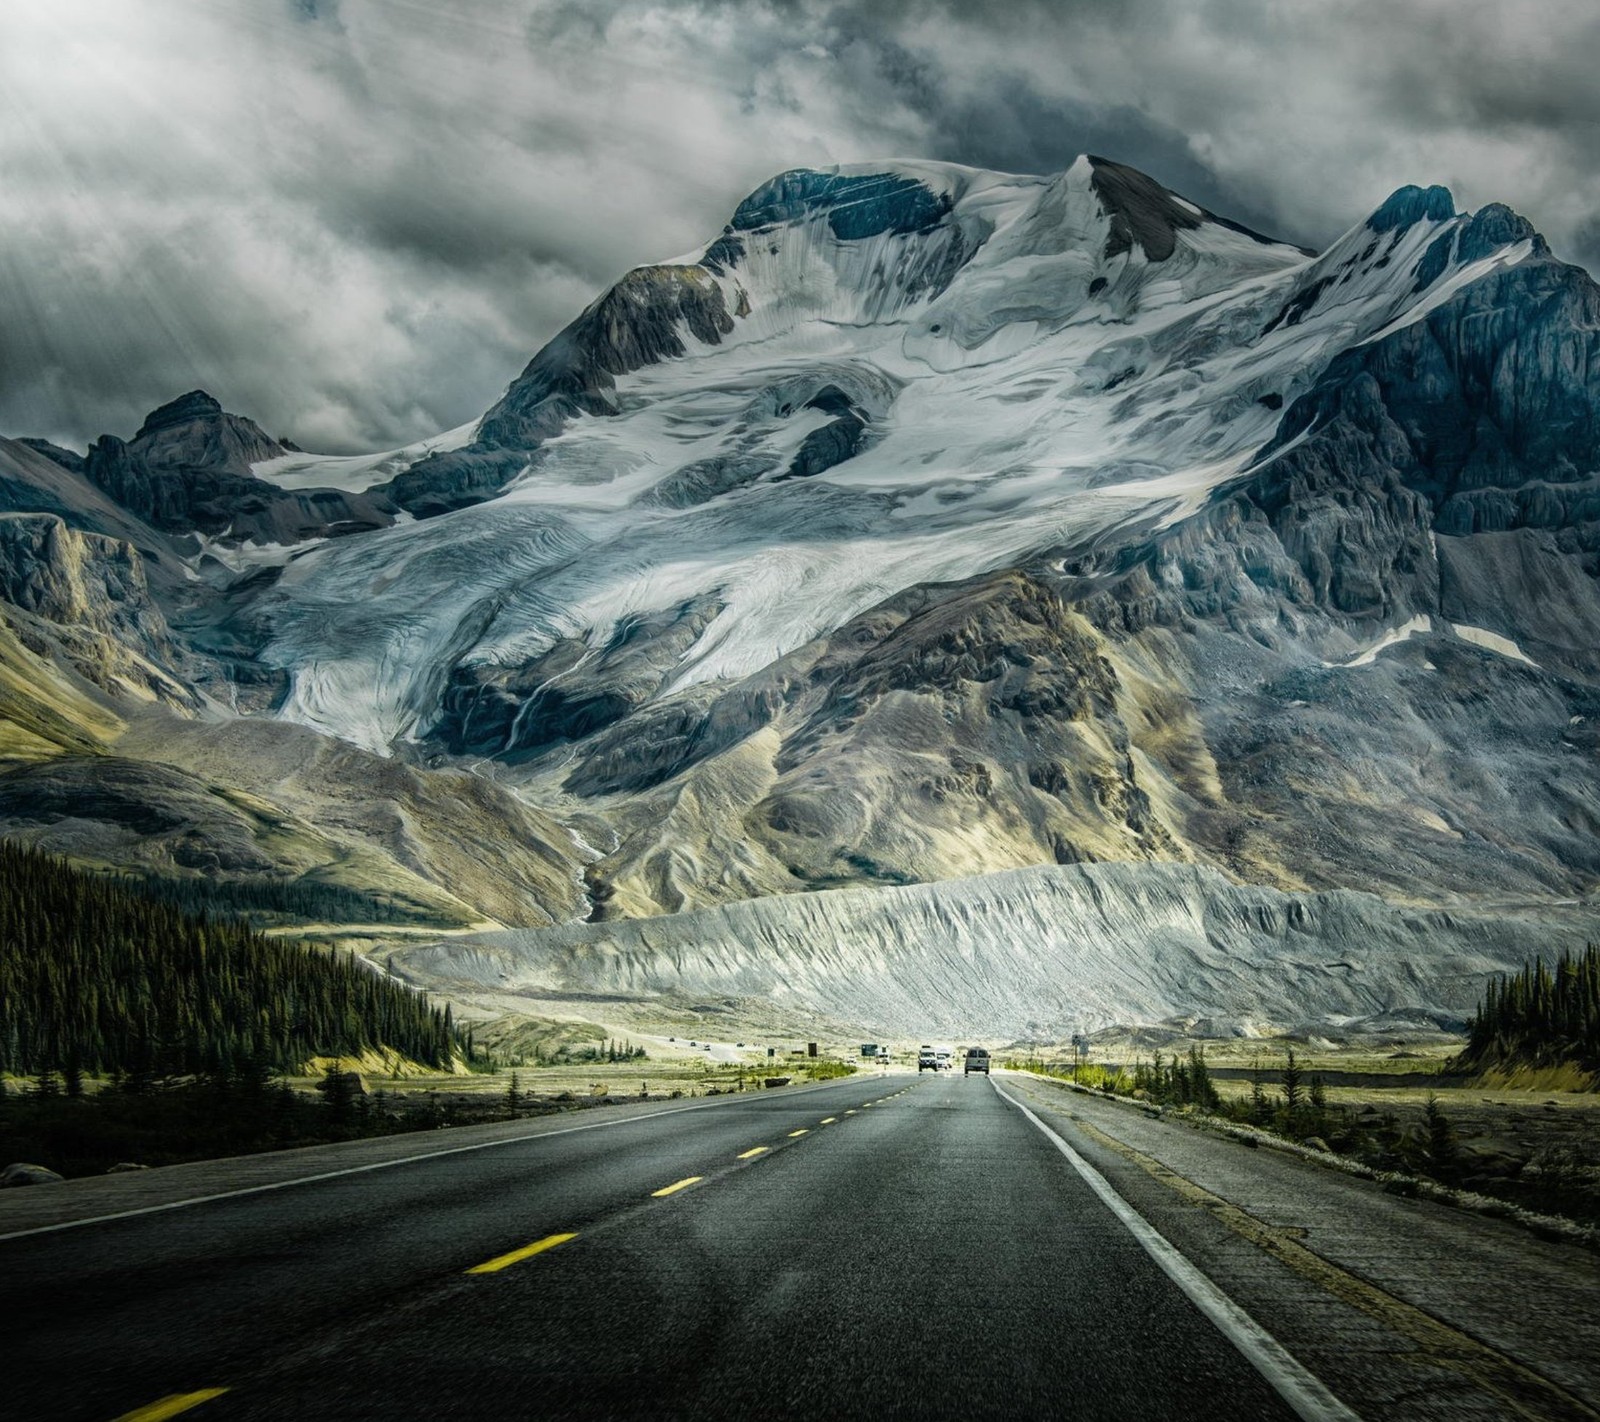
[992,1079,1362,1422]
[0,1077,863,1244]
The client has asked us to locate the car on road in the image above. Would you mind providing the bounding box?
[964,1047,991,1075]
[918,1045,938,1071]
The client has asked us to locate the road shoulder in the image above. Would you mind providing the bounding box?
[1002,1072,1600,1422]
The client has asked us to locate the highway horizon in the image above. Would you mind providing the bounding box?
[6,1070,1596,1421]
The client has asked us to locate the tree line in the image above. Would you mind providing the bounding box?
[0,841,461,1077]
[1456,945,1600,1077]
[98,867,447,927]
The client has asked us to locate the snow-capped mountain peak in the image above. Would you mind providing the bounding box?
[243,157,1554,756]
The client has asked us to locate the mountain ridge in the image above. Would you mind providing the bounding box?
[4,151,1599,1034]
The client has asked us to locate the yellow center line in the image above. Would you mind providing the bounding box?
[820,1117,837,1124]
[651,1176,703,1197]
[844,1109,857,1115]
[112,1390,229,1422]
[466,1231,577,1275]
[737,1146,769,1159]
[788,1129,809,1137]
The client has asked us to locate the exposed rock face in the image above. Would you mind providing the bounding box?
[0,514,198,712]
[17,439,85,475]
[0,516,173,661]
[729,168,953,241]
[81,391,395,545]
[439,594,724,759]
[133,390,285,475]
[0,437,180,585]
[385,265,740,518]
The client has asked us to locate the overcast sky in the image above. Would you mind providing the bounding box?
[5,0,1598,454]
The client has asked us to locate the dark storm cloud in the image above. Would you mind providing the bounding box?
[3,0,1598,454]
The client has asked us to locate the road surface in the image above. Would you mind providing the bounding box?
[4,1071,1594,1420]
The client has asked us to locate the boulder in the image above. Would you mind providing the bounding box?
[2,1162,64,1187]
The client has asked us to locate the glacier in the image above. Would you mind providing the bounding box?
[10,150,1596,1041]
[247,157,1518,756]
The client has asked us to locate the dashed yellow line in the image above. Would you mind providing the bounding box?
[788,1129,809,1137]
[737,1146,769,1159]
[651,1176,703,1198]
[820,1117,837,1124]
[466,1231,577,1274]
[112,1390,230,1421]
[845,1109,857,1115]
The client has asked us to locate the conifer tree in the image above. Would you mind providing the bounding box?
[1281,1049,1304,1119]
[1459,946,1600,1077]
[0,841,465,1077]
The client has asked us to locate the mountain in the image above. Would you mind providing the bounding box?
[73,390,399,547]
[0,423,588,929]
[6,154,1600,1034]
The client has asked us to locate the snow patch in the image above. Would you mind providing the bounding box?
[1329,615,1432,667]
[251,421,478,493]
[1451,623,1539,667]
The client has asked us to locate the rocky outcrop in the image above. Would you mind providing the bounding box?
[132,390,286,476]
[438,594,724,758]
[1,1163,64,1187]
[81,391,396,545]
[728,168,952,243]
[0,516,173,659]
[16,439,85,474]
[385,265,741,518]
[1089,155,1305,261]
[1261,241,1593,538]
[0,514,199,711]
[0,437,180,584]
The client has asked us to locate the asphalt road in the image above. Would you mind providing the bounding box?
[6,1072,1323,1421]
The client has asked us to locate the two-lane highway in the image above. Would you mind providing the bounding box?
[4,1073,1331,1420]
